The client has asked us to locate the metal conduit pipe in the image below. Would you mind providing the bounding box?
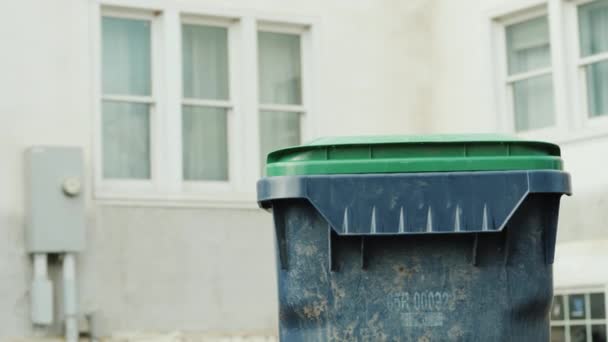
[63,253,78,342]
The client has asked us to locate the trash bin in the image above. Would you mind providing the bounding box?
[257,135,571,341]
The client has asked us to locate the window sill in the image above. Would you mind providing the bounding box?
[515,124,608,146]
[93,191,259,209]
[553,128,608,145]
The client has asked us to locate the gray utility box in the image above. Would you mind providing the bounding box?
[25,146,85,253]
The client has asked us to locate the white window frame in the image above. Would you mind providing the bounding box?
[564,0,608,132]
[176,14,241,195]
[552,286,608,342]
[486,0,608,143]
[489,3,567,139]
[89,1,318,207]
[255,20,313,179]
[93,6,165,195]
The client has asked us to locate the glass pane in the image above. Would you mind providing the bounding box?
[182,24,229,100]
[591,293,606,319]
[586,60,608,117]
[579,0,608,57]
[571,325,588,342]
[259,111,301,173]
[182,106,228,181]
[102,101,150,179]
[592,325,607,342]
[102,16,151,96]
[551,326,566,342]
[552,296,565,320]
[512,74,555,131]
[258,31,302,105]
[570,294,587,319]
[506,16,551,75]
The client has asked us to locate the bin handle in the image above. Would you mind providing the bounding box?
[258,170,570,235]
[259,170,571,269]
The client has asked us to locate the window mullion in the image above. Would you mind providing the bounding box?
[548,0,570,132]
[505,67,552,84]
[182,98,233,108]
[586,293,592,342]
[259,103,305,113]
[578,51,608,66]
[565,294,571,342]
[149,9,163,189]
[101,94,155,104]
[162,9,182,193]
[241,17,261,183]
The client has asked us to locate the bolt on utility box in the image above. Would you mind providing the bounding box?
[257,135,571,341]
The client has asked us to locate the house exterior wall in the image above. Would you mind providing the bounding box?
[429,0,608,290]
[2,0,606,339]
[0,0,432,338]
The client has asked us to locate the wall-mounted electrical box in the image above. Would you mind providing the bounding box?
[25,146,85,253]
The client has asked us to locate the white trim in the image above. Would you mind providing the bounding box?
[566,0,598,6]
[226,18,245,193]
[487,0,608,143]
[254,21,315,178]
[555,286,606,296]
[257,21,309,34]
[95,195,258,209]
[258,103,305,113]
[101,6,159,20]
[181,14,238,27]
[549,288,608,342]
[566,0,608,131]
[163,8,181,195]
[182,98,233,108]
[94,3,164,195]
[493,5,548,25]
[547,0,572,133]
[489,16,511,131]
[578,51,608,66]
[505,67,552,83]
[301,23,319,140]
[101,94,155,103]
[484,0,547,21]
[241,17,262,186]
[91,0,318,206]
[90,1,103,196]
[487,3,563,135]
[178,16,240,193]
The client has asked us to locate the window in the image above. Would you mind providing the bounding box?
[577,0,608,118]
[181,20,230,181]
[504,15,555,132]
[490,0,608,139]
[94,5,315,202]
[101,14,154,179]
[257,29,304,173]
[551,291,607,342]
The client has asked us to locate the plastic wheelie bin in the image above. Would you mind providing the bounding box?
[257,135,571,341]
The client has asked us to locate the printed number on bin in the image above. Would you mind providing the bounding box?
[386,291,451,312]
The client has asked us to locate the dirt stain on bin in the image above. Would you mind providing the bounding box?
[448,324,465,340]
[393,263,420,285]
[303,299,328,319]
[417,334,431,342]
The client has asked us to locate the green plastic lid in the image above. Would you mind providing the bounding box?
[264,134,563,176]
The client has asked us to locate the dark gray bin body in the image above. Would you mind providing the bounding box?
[257,170,571,342]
